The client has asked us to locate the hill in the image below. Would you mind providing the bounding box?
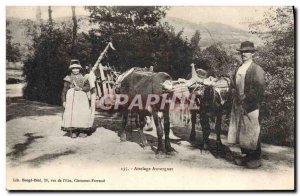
[161,16,262,48]
[6,15,262,60]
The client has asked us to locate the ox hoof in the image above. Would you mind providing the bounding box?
[143,145,151,150]
[200,149,210,155]
[166,146,177,155]
[200,143,210,154]
[216,141,223,149]
[189,135,196,142]
[216,141,225,157]
[141,141,150,149]
[120,133,127,142]
[141,139,149,148]
[216,140,222,145]
[203,143,209,150]
[155,151,165,159]
[166,150,177,156]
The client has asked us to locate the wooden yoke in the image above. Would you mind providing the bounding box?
[88,42,116,126]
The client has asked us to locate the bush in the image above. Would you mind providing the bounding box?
[198,42,239,77]
[250,7,294,146]
[23,22,72,105]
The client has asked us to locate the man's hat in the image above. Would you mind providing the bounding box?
[69,63,82,69]
[237,41,257,52]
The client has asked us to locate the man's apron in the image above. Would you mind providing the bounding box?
[228,69,260,150]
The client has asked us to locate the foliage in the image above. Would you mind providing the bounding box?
[85,6,195,79]
[23,21,73,105]
[86,6,167,38]
[249,7,294,146]
[6,20,21,62]
[187,29,239,78]
[148,23,194,79]
[22,6,196,105]
[198,42,239,77]
[190,30,201,60]
[74,7,238,80]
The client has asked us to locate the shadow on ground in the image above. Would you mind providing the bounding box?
[7,133,44,161]
[7,131,76,168]
[6,97,63,121]
[93,112,161,154]
[93,112,209,155]
[172,126,241,165]
[23,150,76,167]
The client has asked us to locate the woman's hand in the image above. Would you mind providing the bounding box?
[74,86,82,91]
[63,102,66,108]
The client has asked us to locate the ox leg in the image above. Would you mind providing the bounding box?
[215,113,223,155]
[152,110,164,157]
[138,113,148,148]
[164,109,176,155]
[119,109,128,142]
[189,110,197,142]
[200,113,211,151]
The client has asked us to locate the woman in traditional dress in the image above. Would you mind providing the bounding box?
[61,63,92,138]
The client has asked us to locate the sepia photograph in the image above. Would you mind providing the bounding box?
[6,5,295,190]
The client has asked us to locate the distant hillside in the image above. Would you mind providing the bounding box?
[161,16,262,48]
[6,15,262,59]
[6,16,90,52]
[7,17,33,58]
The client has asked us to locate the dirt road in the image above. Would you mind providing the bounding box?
[6,84,294,190]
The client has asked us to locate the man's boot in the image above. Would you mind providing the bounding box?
[234,154,251,166]
[246,154,262,169]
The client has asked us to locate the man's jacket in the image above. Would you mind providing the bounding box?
[231,62,266,113]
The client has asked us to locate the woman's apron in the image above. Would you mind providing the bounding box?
[62,74,94,129]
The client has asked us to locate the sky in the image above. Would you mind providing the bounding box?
[167,6,276,30]
[6,6,277,31]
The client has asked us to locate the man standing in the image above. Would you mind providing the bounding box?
[228,41,266,169]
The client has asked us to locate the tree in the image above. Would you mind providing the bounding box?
[20,19,40,60]
[85,6,195,79]
[36,6,42,24]
[195,42,239,77]
[86,6,167,39]
[249,7,294,146]
[48,6,53,26]
[189,30,202,69]
[85,6,168,69]
[147,22,193,79]
[23,19,73,104]
[71,6,78,58]
[190,30,201,55]
[6,20,21,62]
